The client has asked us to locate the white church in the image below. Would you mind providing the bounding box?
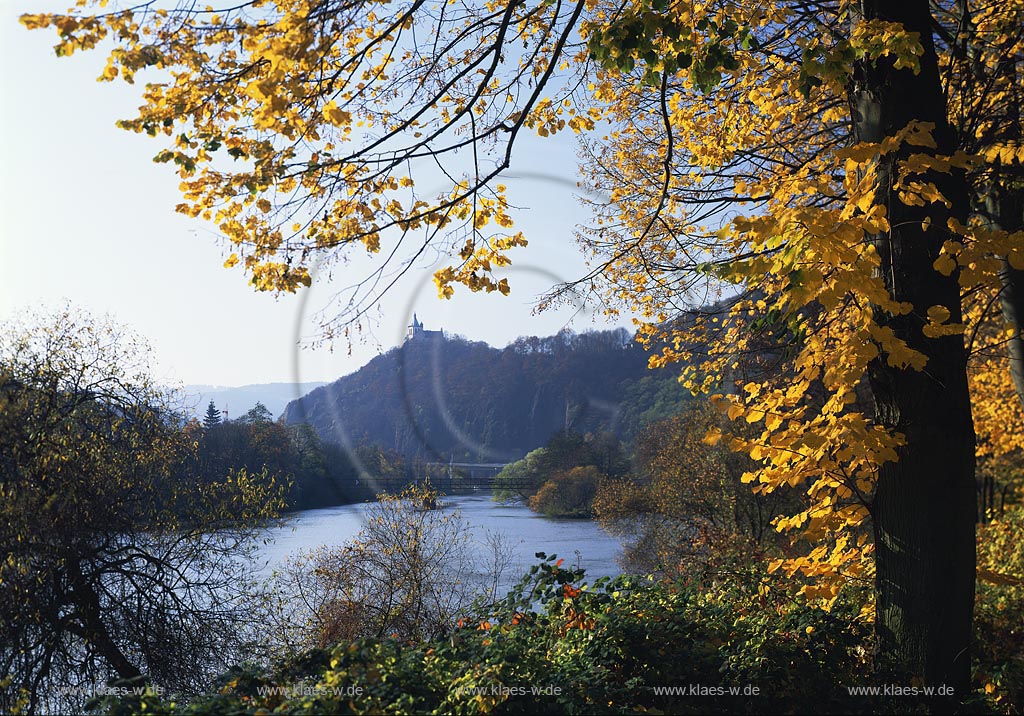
[405,314,445,342]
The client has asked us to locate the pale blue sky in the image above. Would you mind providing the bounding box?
[1,2,631,387]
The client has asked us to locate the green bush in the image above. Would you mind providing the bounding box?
[95,555,911,715]
[974,502,1024,711]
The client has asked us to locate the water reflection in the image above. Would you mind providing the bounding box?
[257,492,624,591]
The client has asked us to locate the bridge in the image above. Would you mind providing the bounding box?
[367,462,533,492]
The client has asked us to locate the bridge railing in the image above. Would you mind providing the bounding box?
[363,474,533,492]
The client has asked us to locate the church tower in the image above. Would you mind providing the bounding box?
[405,314,444,342]
[406,313,424,341]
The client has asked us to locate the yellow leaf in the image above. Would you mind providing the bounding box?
[855,189,875,213]
[20,14,51,30]
[703,427,723,446]
[322,102,352,126]
[926,305,950,324]
[933,253,956,276]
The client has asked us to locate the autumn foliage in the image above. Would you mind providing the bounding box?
[20,0,1024,694]
[595,400,797,576]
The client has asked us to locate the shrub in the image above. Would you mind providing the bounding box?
[98,556,892,715]
[528,466,603,518]
[253,484,512,660]
[974,501,1024,711]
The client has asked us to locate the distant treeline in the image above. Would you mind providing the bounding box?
[197,401,479,510]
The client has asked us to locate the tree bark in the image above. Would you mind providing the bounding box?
[966,5,1024,410]
[67,557,143,683]
[983,186,1024,411]
[851,0,977,691]
[999,256,1024,409]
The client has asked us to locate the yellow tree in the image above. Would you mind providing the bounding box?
[575,0,1023,688]
[21,0,1024,690]
[935,2,1024,515]
[935,1,1024,410]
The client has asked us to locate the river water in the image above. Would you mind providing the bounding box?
[256,492,625,590]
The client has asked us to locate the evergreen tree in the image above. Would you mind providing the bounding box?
[202,400,222,430]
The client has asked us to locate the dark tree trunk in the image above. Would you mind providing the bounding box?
[999,256,1024,409]
[851,0,977,690]
[67,557,143,683]
[958,1,1024,408]
[995,77,1024,408]
[983,187,1024,411]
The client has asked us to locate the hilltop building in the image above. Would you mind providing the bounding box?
[405,314,444,342]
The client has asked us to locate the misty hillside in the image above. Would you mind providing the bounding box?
[282,328,692,462]
[182,382,328,421]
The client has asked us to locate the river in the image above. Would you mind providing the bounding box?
[256,492,625,591]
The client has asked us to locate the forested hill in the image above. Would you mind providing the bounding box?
[281,328,691,462]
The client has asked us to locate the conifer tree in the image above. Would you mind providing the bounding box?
[202,400,222,430]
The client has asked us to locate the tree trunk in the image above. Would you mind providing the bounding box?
[851,0,977,690]
[971,12,1024,410]
[999,255,1024,409]
[67,557,143,683]
[982,185,1024,411]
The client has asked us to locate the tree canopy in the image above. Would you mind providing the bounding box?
[595,399,796,576]
[21,0,1024,690]
[0,307,285,713]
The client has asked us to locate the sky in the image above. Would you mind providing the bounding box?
[0,2,634,388]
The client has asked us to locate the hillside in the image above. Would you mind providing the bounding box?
[282,328,691,462]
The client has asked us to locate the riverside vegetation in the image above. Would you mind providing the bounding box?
[2,309,1022,713]
[13,0,1024,709]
